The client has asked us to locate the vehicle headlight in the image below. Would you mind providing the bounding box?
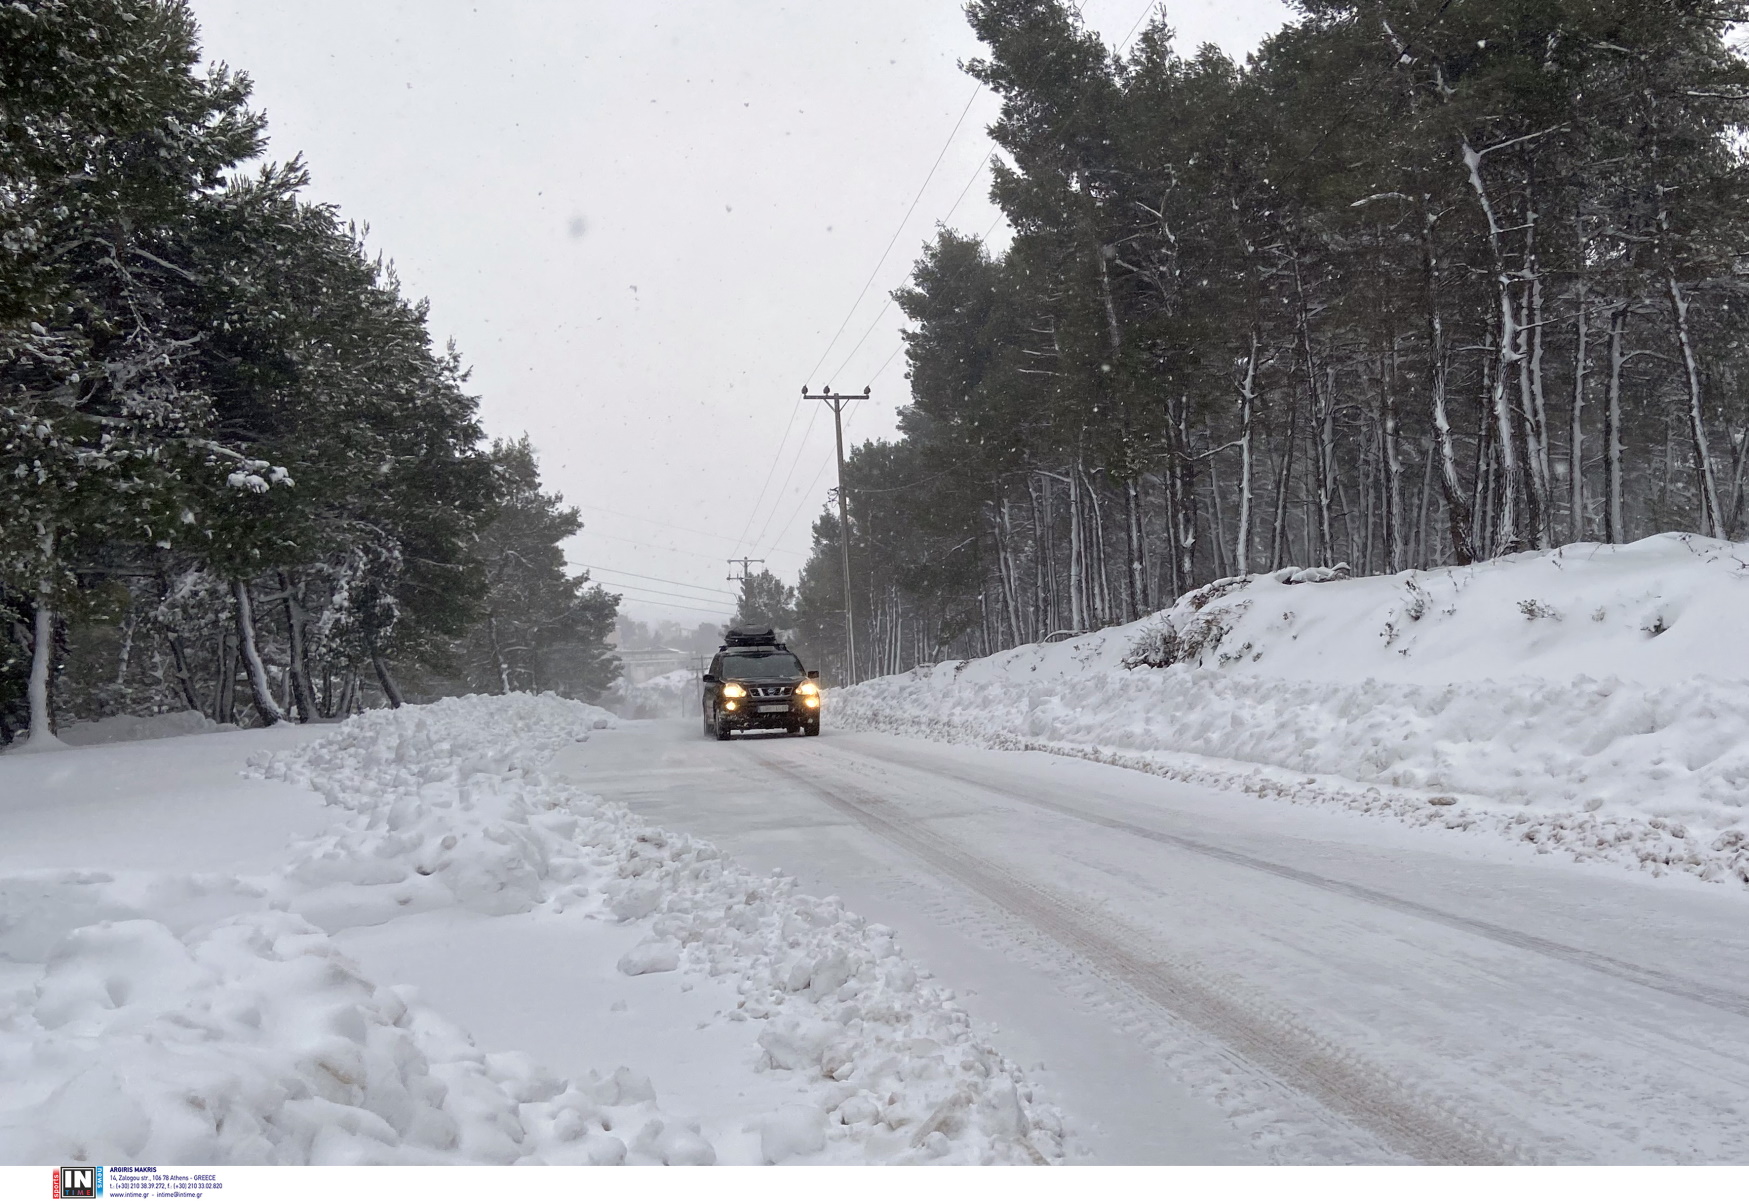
[723,700,737,711]
[721,683,746,698]
[795,681,819,697]
[803,695,820,709]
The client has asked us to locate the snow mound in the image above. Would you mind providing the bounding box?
[2,692,1062,1164]
[0,695,702,1165]
[834,535,1749,887]
[250,693,1065,1164]
[0,910,653,1165]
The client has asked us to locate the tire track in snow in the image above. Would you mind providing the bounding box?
[819,739,1749,1023]
[750,746,1516,1166]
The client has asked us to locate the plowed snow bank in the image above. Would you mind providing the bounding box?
[1,694,1062,1164]
[835,535,1749,886]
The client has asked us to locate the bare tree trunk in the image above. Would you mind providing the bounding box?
[1464,141,1525,554]
[369,637,405,708]
[1171,397,1199,590]
[1235,327,1258,575]
[1316,367,1337,565]
[1084,467,1111,625]
[1667,272,1726,538]
[1131,476,1153,611]
[1523,231,1553,550]
[486,610,512,693]
[1414,438,1437,568]
[26,587,59,747]
[1209,453,1231,579]
[1605,304,1628,543]
[1119,477,1139,618]
[166,630,201,712]
[232,578,283,726]
[278,571,318,722]
[1726,422,1749,539]
[1474,351,1497,560]
[215,631,236,724]
[997,497,1023,645]
[1420,207,1477,563]
[1271,399,1298,570]
[1570,283,1589,543]
[1066,463,1086,631]
[1030,476,1048,636]
[1380,342,1404,572]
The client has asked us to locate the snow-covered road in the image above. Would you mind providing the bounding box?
[559,718,1749,1165]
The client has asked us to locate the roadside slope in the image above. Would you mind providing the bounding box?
[835,534,1749,886]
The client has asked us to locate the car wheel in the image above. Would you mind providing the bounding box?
[803,720,820,737]
[715,710,732,741]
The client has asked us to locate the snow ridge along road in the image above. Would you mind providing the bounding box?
[833,536,1749,888]
[570,718,1749,1164]
[0,696,1065,1165]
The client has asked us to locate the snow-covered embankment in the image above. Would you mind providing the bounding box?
[834,534,1749,886]
[0,694,1062,1164]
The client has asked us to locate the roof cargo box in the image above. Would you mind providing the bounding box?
[724,624,778,647]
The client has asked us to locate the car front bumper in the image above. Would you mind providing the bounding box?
[718,699,819,729]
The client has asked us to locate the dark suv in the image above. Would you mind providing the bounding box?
[702,626,821,740]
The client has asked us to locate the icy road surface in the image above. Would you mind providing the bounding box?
[556,719,1749,1165]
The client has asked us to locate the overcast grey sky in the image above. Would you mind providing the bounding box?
[189,0,1290,624]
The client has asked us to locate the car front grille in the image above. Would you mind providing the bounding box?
[747,685,792,699]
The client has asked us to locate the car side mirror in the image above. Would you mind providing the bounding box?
[807,670,820,680]
[702,673,718,684]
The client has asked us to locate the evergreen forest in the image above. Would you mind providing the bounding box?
[0,0,619,746]
[787,0,1749,683]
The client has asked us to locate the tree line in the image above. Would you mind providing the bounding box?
[0,0,617,746]
[785,0,1749,683]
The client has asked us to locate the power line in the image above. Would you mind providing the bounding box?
[747,402,823,550]
[580,565,738,598]
[825,143,1004,387]
[606,586,733,617]
[754,0,1158,568]
[865,342,905,389]
[802,83,986,386]
[764,457,835,556]
[732,85,990,563]
[575,525,804,559]
[594,578,737,607]
[730,398,806,556]
[1118,1,1159,52]
[576,501,759,546]
[761,396,869,557]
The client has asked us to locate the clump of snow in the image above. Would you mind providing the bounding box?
[1,692,1062,1164]
[834,535,1749,887]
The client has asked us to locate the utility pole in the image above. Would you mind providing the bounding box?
[725,557,763,628]
[802,384,868,684]
[725,557,764,584]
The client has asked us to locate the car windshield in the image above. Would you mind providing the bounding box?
[720,652,803,680]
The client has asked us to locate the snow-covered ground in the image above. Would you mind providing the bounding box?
[564,718,1749,1165]
[0,695,1062,1165]
[835,534,1749,888]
